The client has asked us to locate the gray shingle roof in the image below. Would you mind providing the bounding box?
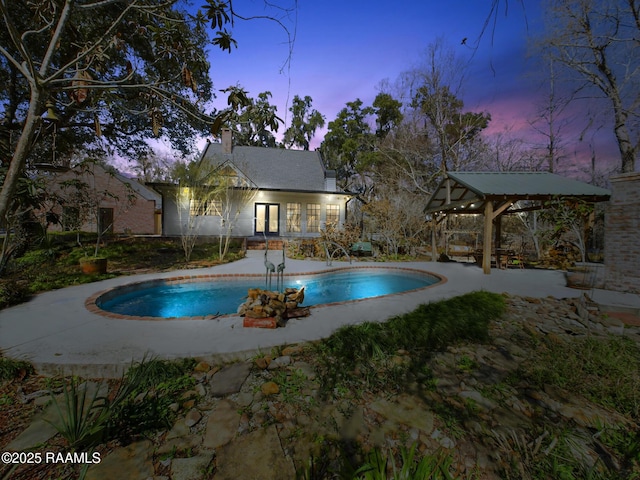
[201,142,329,192]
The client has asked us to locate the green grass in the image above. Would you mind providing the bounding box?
[316,291,506,395]
[1,236,244,304]
[516,335,640,419]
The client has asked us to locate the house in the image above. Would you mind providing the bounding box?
[157,129,351,241]
[42,162,162,235]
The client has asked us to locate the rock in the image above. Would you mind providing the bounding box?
[267,355,291,369]
[85,440,154,480]
[261,381,280,395]
[281,345,303,357]
[236,391,254,407]
[170,452,214,480]
[184,408,202,427]
[369,395,434,434]
[293,361,317,380]
[214,425,296,480]
[255,356,271,369]
[166,418,190,440]
[193,361,211,372]
[202,399,240,449]
[156,434,202,456]
[209,362,252,397]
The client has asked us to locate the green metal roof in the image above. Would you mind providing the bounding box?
[425,171,611,214]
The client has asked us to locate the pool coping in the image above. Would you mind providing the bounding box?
[85,266,447,321]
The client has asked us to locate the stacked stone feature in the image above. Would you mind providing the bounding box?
[239,287,308,328]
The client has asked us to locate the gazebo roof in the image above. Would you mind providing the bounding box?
[425,171,611,214]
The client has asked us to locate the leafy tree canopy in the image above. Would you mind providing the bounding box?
[282,94,325,150]
[0,0,285,223]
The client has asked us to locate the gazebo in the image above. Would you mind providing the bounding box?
[424,172,611,274]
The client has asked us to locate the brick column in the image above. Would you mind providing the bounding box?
[604,172,640,293]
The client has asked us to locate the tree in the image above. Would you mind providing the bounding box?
[173,159,222,262]
[0,0,285,226]
[372,92,403,139]
[225,91,281,147]
[401,40,491,173]
[216,174,257,260]
[542,0,639,173]
[320,99,374,186]
[539,196,595,263]
[282,95,325,150]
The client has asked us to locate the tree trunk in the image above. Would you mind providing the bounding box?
[0,89,43,222]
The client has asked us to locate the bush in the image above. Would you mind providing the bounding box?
[0,280,30,309]
[0,356,35,381]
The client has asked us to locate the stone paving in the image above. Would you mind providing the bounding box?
[3,293,640,479]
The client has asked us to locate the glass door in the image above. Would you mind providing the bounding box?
[255,203,280,235]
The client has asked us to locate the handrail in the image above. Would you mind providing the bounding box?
[322,241,352,266]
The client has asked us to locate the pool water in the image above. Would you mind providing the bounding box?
[96,268,440,318]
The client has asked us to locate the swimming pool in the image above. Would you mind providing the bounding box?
[91,267,442,319]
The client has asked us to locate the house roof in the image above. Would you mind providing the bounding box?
[425,171,611,214]
[200,142,333,192]
[114,172,162,209]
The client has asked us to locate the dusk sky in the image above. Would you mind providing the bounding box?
[201,1,620,174]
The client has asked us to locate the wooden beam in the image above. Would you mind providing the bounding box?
[483,201,493,274]
[491,201,513,219]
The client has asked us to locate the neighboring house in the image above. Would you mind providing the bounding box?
[156,129,351,239]
[42,162,162,235]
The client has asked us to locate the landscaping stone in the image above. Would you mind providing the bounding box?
[209,362,252,396]
[85,440,154,480]
[202,399,240,449]
[213,425,296,480]
[184,408,202,427]
[166,418,190,440]
[369,395,434,434]
[170,451,214,480]
[267,355,291,369]
[260,381,280,395]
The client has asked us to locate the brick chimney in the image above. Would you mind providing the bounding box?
[221,128,232,154]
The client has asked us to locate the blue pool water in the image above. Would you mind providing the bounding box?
[96,268,440,318]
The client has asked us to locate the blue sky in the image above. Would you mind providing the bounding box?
[202,1,617,172]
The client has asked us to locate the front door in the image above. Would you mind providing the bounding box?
[255,203,280,236]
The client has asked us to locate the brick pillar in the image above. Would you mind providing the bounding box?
[604,172,640,293]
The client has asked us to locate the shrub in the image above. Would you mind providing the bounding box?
[0,280,30,309]
[0,356,35,381]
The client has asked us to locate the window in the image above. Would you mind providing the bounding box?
[326,204,340,226]
[286,203,301,232]
[306,203,320,233]
[189,199,222,216]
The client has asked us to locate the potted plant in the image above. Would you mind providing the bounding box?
[564,264,595,289]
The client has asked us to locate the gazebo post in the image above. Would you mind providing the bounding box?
[495,214,502,268]
[483,201,493,274]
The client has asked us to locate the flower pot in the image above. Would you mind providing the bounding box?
[564,267,593,289]
[80,257,108,275]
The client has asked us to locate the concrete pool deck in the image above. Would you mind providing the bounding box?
[1,250,640,377]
